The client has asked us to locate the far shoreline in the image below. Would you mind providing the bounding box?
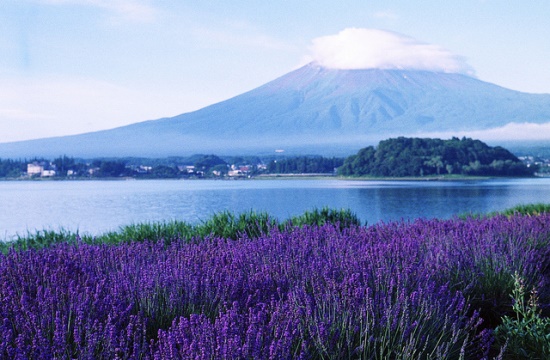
[0,173,540,182]
[254,174,497,181]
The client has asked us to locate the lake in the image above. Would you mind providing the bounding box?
[1,178,549,239]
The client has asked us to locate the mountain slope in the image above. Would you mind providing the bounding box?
[2,63,550,158]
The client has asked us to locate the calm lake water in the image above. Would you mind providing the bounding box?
[1,178,549,239]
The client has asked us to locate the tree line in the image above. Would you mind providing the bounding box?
[266,156,343,174]
[0,154,345,179]
[0,137,536,179]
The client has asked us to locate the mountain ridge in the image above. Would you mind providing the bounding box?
[1,63,550,158]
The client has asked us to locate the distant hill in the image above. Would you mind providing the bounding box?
[1,63,550,158]
[338,137,533,177]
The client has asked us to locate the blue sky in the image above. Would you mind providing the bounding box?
[1,0,549,143]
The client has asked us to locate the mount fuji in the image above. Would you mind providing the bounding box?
[2,63,550,158]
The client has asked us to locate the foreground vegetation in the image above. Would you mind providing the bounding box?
[1,208,360,252]
[1,205,549,359]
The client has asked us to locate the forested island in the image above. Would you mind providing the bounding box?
[338,137,535,177]
[0,137,547,179]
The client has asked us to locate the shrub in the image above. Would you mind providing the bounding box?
[283,207,362,229]
[499,203,550,217]
[494,272,550,359]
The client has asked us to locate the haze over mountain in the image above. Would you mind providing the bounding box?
[1,62,550,158]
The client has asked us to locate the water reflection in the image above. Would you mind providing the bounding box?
[360,185,507,224]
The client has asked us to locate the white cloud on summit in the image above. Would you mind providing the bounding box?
[307,28,474,75]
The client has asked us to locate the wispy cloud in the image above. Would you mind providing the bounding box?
[0,70,226,142]
[38,0,158,23]
[0,75,169,142]
[372,10,399,20]
[191,20,295,52]
[416,122,550,141]
[306,28,474,75]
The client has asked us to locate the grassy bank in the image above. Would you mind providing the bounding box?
[1,207,361,253]
[494,203,550,217]
[461,203,550,220]
[5,203,548,253]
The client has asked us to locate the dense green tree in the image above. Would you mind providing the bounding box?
[0,159,25,177]
[194,155,227,173]
[92,160,130,177]
[266,156,344,174]
[150,165,179,178]
[338,137,533,177]
[210,164,229,176]
[52,155,81,176]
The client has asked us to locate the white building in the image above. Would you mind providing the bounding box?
[41,169,56,177]
[27,162,57,177]
[27,163,44,176]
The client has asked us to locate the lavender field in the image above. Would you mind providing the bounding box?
[1,211,549,359]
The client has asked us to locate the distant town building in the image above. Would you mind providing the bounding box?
[27,162,56,177]
[228,170,245,177]
[27,163,44,176]
[176,165,196,173]
[41,169,56,177]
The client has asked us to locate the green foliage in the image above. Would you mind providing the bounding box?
[494,273,550,359]
[1,208,360,252]
[0,229,81,253]
[267,156,344,174]
[52,155,76,174]
[209,164,229,176]
[193,154,227,173]
[148,165,180,178]
[197,211,277,240]
[92,159,131,177]
[97,221,195,244]
[0,158,26,177]
[499,203,550,217]
[463,203,550,220]
[339,137,533,177]
[284,207,362,229]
